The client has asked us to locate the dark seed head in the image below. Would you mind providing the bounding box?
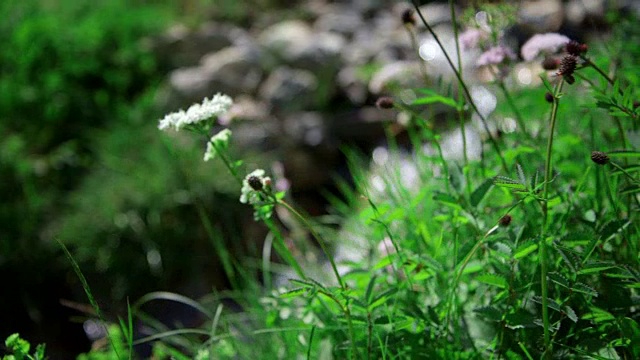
[545,92,554,103]
[591,151,609,165]
[401,9,416,26]
[542,57,560,70]
[499,214,512,227]
[558,55,577,77]
[376,96,395,109]
[566,40,588,56]
[247,175,263,191]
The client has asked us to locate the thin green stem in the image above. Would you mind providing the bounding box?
[406,24,429,85]
[582,57,615,86]
[210,141,242,186]
[449,0,472,196]
[540,79,565,358]
[277,199,344,289]
[315,289,358,359]
[411,0,508,173]
[498,80,529,138]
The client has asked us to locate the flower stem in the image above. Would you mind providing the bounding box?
[411,0,508,173]
[210,141,242,186]
[540,78,564,358]
[276,200,357,357]
[277,199,344,289]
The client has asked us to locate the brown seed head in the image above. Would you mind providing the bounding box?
[542,57,560,70]
[590,151,609,165]
[499,214,512,227]
[376,96,395,109]
[401,9,416,26]
[566,41,588,56]
[558,55,578,77]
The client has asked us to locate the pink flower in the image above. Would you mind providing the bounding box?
[521,33,570,61]
[459,28,487,50]
[476,45,516,66]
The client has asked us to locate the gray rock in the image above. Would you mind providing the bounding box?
[518,0,564,33]
[152,22,247,68]
[258,20,346,74]
[314,5,364,38]
[368,61,423,95]
[283,112,326,146]
[258,67,318,111]
[169,45,263,103]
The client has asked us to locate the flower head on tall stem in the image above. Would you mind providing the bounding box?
[158,93,233,132]
[240,169,272,205]
[203,129,232,162]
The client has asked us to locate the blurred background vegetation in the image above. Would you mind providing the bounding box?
[0,0,265,357]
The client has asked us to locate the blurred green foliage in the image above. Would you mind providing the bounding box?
[0,1,251,352]
[0,0,170,254]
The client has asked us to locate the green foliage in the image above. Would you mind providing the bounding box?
[2,334,46,360]
[0,0,171,268]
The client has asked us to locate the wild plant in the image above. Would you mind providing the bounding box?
[57,2,639,359]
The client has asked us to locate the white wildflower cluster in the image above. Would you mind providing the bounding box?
[203,129,232,162]
[240,169,272,205]
[158,93,233,131]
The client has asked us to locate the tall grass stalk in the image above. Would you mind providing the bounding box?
[448,0,472,197]
[56,238,124,360]
[540,78,565,357]
[411,0,509,173]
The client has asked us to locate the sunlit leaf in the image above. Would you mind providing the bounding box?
[477,273,508,289]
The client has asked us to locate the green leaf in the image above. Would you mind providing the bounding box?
[365,275,377,304]
[513,242,537,259]
[599,219,629,240]
[608,150,640,159]
[369,288,398,311]
[5,333,30,356]
[470,179,493,207]
[493,176,527,192]
[571,282,598,297]
[476,274,508,289]
[413,88,459,108]
[505,309,536,329]
[531,296,562,313]
[582,306,615,323]
[564,306,578,322]
[547,272,569,289]
[474,306,503,322]
[619,185,640,196]
[279,288,307,299]
[578,262,615,275]
[433,192,460,208]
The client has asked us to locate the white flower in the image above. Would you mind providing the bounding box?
[203,129,232,162]
[158,93,233,131]
[240,169,271,205]
[521,33,570,61]
[476,45,516,67]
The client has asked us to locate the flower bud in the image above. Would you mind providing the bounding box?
[565,40,588,56]
[499,214,512,227]
[402,9,416,26]
[248,175,264,191]
[590,151,609,165]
